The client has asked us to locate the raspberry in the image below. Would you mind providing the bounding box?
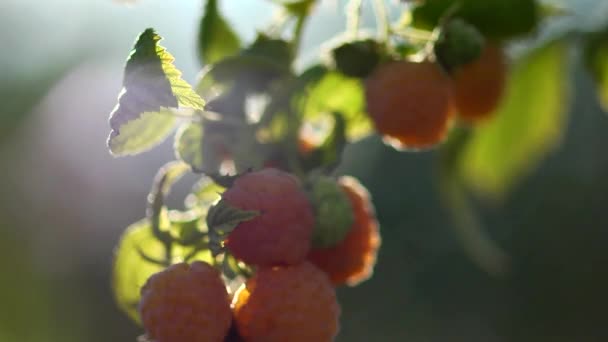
[222,168,315,266]
[139,262,232,342]
[232,262,340,342]
[364,60,454,149]
[308,176,381,286]
[450,43,507,123]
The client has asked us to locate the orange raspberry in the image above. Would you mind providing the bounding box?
[364,60,454,149]
[232,262,340,342]
[450,43,507,123]
[139,262,232,342]
[222,168,315,266]
[308,176,381,286]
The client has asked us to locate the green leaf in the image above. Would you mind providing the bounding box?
[458,40,569,197]
[112,217,213,325]
[166,209,205,245]
[108,28,204,156]
[108,109,176,156]
[207,199,259,256]
[300,111,347,172]
[584,31,608,111]
[186,177,225,208]
[197,34,293,98]
[242,34,293,70]
[207,199,259,234]
[412,0,539,40]
[112,219,167,324]
[299,69,372,140]
[175,122,205,171]
[198,0,241,65]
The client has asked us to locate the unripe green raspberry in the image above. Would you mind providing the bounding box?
[310,176,354,248]
[332,39,382,78]
[434,18,485,72]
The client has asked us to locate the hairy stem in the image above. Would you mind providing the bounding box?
[346,0,363,36]
[372,0,389,41]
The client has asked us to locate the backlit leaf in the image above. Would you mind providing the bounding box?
[108,109,176,156]
[108,28,204,156]
[198,0,241,65]
[458,40,569,197]
[299,69,372,140]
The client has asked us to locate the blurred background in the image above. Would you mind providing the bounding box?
[1,0,608,341]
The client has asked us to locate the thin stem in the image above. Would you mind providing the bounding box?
[346,0,363,37]
[292,13,308,57]
[391,27,435,42]
[163,241,173,266]
[266,9,290,36]
[372,0,389,41]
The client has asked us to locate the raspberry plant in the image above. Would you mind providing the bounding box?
[107,0,597,340]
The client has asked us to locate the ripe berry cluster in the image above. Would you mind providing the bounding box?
[138,168,380,342]
[364,42,507,151]
[109,1,542,340]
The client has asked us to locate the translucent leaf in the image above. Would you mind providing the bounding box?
[166,209,206,245]
[108,109,176,156]
[299,111,347,172]
[112,218,213,325]
[458,40,569,197]
[300,70,372,140]
[112,219,166,324]
[198,0,241,65]
[186,177,225,208]
[156,42,206,110]
[108,28,204,156]
[175,122,204,171]
[584,31,608,111]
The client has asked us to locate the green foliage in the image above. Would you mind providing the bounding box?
[166,209,206,245]
[198,0,241,65]
[114,161,215,324]
[112,218,167,324]
[457,40,569,197]
[299,112,347,172]
[243,34,293,69]
[108,109,176,156]
[106,5,582,333]
[584,31,608,111]
[112,217,213,325]
[207,199,259,256]
[186,177,225,208]
[412,0,539,40]
[201,34,293,96]
[174,122,205,171]
[108,28,204,156]
[298,69,372,140]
